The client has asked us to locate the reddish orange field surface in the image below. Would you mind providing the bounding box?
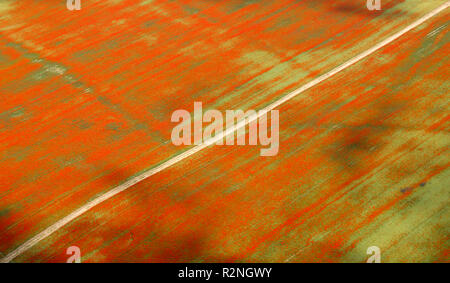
[0,0,449,262]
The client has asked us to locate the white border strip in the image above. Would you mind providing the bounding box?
[2,1,449,263]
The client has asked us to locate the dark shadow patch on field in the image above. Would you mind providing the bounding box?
[148,231,236,263]
[300,0,405,19]
[323,100,407,172]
